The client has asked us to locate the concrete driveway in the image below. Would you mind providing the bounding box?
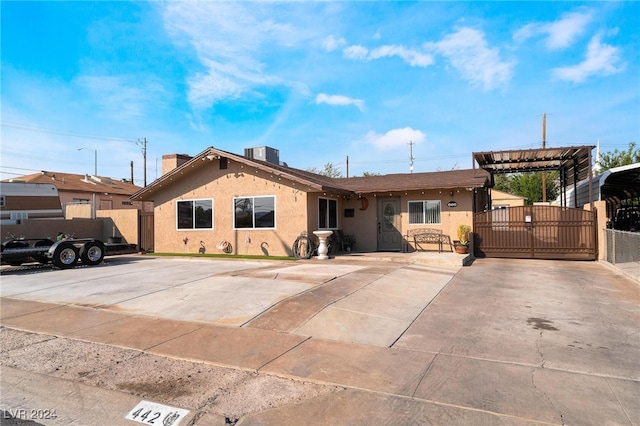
[1,255,638,425]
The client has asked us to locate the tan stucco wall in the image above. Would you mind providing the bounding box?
[59,191,149,213]
[588,200,607,260]
[491,189,526,207]
[4,207,139,246]
[323,189,476,252]
[97,209,139,246]
[1,218,103,241]
[65,203,93,219]
[403,189,474,251]
[152,160,311,256]
[150,156,481,255]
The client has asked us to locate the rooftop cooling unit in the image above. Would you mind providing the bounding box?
[244,146,280,165]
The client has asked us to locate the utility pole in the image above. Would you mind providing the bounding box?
[346,155,349,178]
[542,113,547,203]
[409,141,415,173]
[137,138,148,186]
[130,161,134,184]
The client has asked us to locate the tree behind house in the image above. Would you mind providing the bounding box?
[494,172,559,205]
[307,162,344,178]
[598,142,639,173]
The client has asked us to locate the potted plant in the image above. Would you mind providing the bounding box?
[454,224,471,254]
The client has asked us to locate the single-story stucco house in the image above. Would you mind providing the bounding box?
[130,146,491,256]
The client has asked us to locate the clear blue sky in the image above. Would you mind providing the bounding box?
[1,1,638,185]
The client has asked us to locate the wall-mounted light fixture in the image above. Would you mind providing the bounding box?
[449,191,454,197]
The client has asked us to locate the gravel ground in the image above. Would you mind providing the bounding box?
[0,327,344,424]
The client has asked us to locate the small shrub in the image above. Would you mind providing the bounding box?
[457,224,471,245]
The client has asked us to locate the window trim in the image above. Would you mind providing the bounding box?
[408,200,442,225]
[176,198,214,230]
[233,195,276,230]
[318,197,339,230]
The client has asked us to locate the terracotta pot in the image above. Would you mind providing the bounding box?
[454,243,469,254]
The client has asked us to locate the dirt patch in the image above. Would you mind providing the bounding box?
[118,377,194,399]
[1,328,343,421]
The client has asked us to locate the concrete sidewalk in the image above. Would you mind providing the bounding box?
[1,255,639,425]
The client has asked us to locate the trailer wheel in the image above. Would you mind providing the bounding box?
[80,241,105,266]
[52,242,79,269]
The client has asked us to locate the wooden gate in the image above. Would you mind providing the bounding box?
[473,206,597,260]
[138,211,154,253]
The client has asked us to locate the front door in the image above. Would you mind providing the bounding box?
[377,197,402,251]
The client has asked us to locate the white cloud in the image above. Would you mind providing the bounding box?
[343,44,433,67]
[427,28,513,91]
[514,10,593,50]
[315,93,364,111]
[322,35,346,52]
[75,75,154,120]
[162,2,315,110]
[187,64,243,110]
[369,45,434,67]
[552,33,625,83]
[343,45,369,60]
[364,127,426,151]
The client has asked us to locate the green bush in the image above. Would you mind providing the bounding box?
[457,224,471,245]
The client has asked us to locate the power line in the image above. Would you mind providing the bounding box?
[1,149,133,171]
[0,169,31,176]
[1,120,131,142]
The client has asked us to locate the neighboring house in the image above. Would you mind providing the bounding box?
[0,182,64,224]
[490,189,526,209]
[131,146,491,256]
[2,171,152,218]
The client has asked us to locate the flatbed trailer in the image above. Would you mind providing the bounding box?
[1,238,137,269]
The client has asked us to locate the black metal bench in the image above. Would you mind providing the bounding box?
[405,228,452,253]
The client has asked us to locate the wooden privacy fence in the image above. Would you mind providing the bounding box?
[138,211,154,253]
[474,205,597,260]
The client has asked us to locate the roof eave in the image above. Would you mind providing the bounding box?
[130,147,351,201]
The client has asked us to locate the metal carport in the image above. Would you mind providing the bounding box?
[471,146,597,260]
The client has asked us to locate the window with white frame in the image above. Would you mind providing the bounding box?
[234,196,275,229]
[491,205,510,229]
[318,198,338,229]
[177,199,213,230]
[408,200,441,224]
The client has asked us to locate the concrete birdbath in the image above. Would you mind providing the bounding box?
[313,230,333,260]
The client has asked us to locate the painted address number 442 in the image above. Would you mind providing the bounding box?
[125,401,189,426]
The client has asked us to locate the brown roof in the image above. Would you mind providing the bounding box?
[131,146,491,201]
[131,147,352,201]
[3,171,142,196]
[333,169,491,193]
